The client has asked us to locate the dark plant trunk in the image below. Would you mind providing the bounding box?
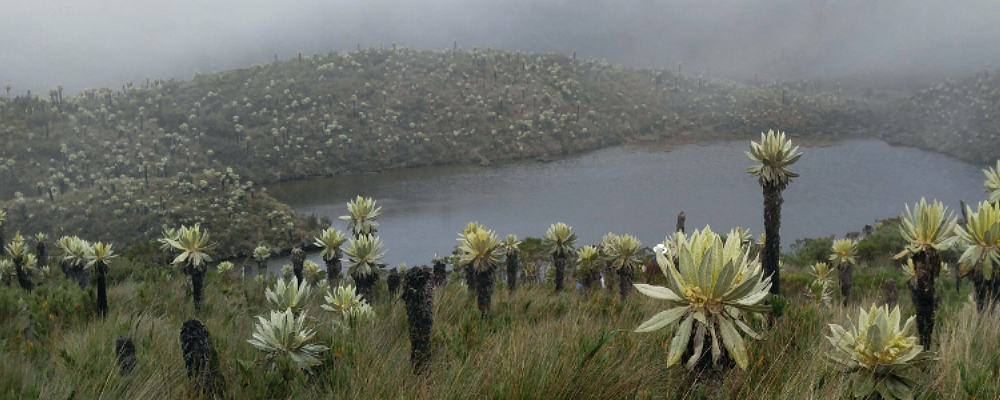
[554,253,567,292]
[970,269,1000,313]
[475,266,495,316]
[291,247,305,284]
[464,264,476,291]
[676,212,686,233]
[506,252,519,292]
[35,241,46,269]
[762,183,783,295]
[618,267,633,299]
[116,336,137,375]
[883,278,898,309]
[325,258,342,281]
[14,257,33,291]
[909,250,940,348]
[97,264,108,317]
[433,260,447,287]
[0,227,5,255]
[353,272,377,303]
[256,259,267,276]
[838,263,853,307]
[387,268,401,297]
[402,268,433,373]
[192,267,205,311]
[683,328,734,395]
[180,319,214,394]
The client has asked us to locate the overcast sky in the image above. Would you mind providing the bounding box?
[3,0,999,94]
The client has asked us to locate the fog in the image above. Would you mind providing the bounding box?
[4,0,1000,94]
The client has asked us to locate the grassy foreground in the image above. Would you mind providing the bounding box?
[1,257,997,399]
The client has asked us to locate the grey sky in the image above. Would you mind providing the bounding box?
[3,0,999,94]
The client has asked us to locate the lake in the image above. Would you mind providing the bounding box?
[266,139,988,270]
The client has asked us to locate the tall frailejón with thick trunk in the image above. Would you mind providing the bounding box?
[543,222,577,292]
[745,130,802,295]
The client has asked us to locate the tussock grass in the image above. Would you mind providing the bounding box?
[0,260,996,399]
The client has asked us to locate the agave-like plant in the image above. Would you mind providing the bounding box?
[576,245,601,291]
[166,224,215,310]
[322,284,375,329]
[502,234,521,292]
[85,242,117,318]
[339,196,381,238]
[458,226,503,316]
[303,260,322,284]
[830,238,859,306]
[248,308,328,372]
[158,227,179,265]
[543,222,577,292]
[266,278,312,314]
[0,259,13,285]
[635,226,771,372]
[253,245,270,276]
[894,198,958,346]
[602,233,642,299]
[810,262,834,284]
[955,201,1000,311]
[344,234,386,302]
[984,160,1000,204]
[746,129,802,295]
[314,228,347,279]
[60,236,91,288]
[807,279,833,306]
[6,233,32,291]
[826,304,936,399]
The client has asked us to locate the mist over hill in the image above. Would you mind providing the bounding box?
[4,0,1000,94]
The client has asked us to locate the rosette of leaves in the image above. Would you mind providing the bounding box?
[543,222,577,292]
[810,262,833,284]
[166,224,215,310]
[830,238,859,306]
[894,198,958,346]
[85,242,117,318]
[576,245,600,290]
[253,245,270,275]
[322,284,375,329]
[314,228,347,278]
[826,304,936,399]
[984,160,1000,204]
[458,226,504,315]
[634,226,771,371]
[248,309,328,372]
[266,278,311,314]
[303,260,322,284]
[602,233,642,299]
[339,196,381,238]
[216,261,234,276]
[806,279,833,306]
[344,234,386,302]
[501,234,521,291]
[955,201,1000,310]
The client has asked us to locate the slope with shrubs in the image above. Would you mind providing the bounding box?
[0,47,880,257]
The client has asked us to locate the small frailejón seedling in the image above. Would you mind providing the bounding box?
[266,278,312,315]
[830,238,859,306]
[322,284,375,330]
[248,309,329,372]
[746,129,802,295]
[826,304,936,400]
[634,226,771,374]
[955,201,1000,311]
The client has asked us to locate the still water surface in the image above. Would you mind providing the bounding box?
[267,140,986,269]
